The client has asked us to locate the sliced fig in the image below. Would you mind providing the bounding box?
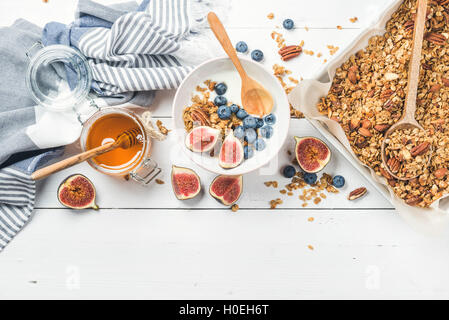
[295,136,331,173]
[171,165,201,200]
[185,126,220,153]
[57,174,99,210]
[219,132,244,169]
[209,175,243,206]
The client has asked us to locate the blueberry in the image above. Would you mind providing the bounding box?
[217,106,232,120]
[264,113,276,125]
[259,125,273,139]
[230,104,240,113]
[251,49,264,62]
[243,116,258,129]
[233,126,245,139]
[283,165,296,178]
[214,83,227,95]
[254,138,266,151]
[244,128,257,144]
[332,175,346,188]
[236,108,249,119]
[283,19,294,30]
[214,95,227,106]
[235,41,248,53]
[256,118,264,128]
[304,173,318,185]
[244,145,254,159]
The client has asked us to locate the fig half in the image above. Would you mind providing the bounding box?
[185,126,220,153]
[219,132,244,169]
[171,165,201,200]
[295,136,331,173]
[209,175,243,206]
[57,174,99,210]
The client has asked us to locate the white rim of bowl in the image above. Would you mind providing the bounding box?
[172,55,291,175]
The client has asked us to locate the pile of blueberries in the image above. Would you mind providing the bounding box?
[213,82,276,160]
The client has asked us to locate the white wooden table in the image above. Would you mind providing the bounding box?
[1,0,449,300]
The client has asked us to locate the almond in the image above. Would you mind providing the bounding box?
[361,119,372,129]
[348,70,357,84]
[358,127,372,137]
[442,78,449,87]
[350,118,360,130]
[430,84,442,93]
[434,168,448,179]
[374,124,391,132]
[406,197,422,206]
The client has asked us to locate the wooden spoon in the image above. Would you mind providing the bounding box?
[207,12,274,117]
[381,0,432,181]
[31,128,142,181]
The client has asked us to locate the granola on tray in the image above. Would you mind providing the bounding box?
[317,0,449,208]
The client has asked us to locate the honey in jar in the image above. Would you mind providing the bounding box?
[86,112,144,171]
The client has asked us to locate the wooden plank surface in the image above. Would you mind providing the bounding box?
[1,0,448,300]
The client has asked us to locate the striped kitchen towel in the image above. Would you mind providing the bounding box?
[43,0,224,95]
[0,0,226,252]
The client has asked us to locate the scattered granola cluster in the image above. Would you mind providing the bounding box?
[384,128,432,179]
[266,171,339,209]
[317,0,449,207]
[272,64,304,118]
[183,80,242,138]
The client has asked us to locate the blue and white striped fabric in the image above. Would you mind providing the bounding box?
[43,0,212,96]
[0,149,63,252]
[0,169,35,251]
[0,0,220,252]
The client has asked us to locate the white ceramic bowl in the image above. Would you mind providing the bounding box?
[172,56,290,176]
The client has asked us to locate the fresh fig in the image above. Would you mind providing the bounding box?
[209,175,243,206]
[185,126,220,153]
[219,132,244,169]
[57,174,99,210]
[171,165,201,200]
[295,136,331,173]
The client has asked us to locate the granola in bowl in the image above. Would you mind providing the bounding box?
[316,0,449,208]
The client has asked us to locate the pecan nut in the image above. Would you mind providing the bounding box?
[387,157,401,174]
[348,187,367,200]
[425,32,446,45]
[411,141,430,157]
[278,45,302,61]
[191,108,211,126]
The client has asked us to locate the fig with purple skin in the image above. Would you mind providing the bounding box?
[209,175,243,206]
[219,132,244,169]
[57,174,99,210]
[185,126,220,153]
[171,165,201,200]
[295,136,331,173]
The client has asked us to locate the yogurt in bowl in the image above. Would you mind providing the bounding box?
[172,56,290,176]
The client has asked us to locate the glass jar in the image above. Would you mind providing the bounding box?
[26,43,160,185]
[79,107,160,185]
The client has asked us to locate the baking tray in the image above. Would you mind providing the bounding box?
[289,0,449,233]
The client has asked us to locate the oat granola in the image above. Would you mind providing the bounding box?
[317,0,449,207]
[384,128,432,179]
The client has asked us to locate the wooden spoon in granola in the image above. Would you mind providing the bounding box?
[208,12,274,117]
[381,0,432,181]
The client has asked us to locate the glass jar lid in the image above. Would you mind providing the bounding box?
[26,45,92,112]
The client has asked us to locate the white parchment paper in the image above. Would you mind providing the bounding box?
[289,0,449,234]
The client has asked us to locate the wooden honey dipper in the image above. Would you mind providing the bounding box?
[31,128,142,181]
